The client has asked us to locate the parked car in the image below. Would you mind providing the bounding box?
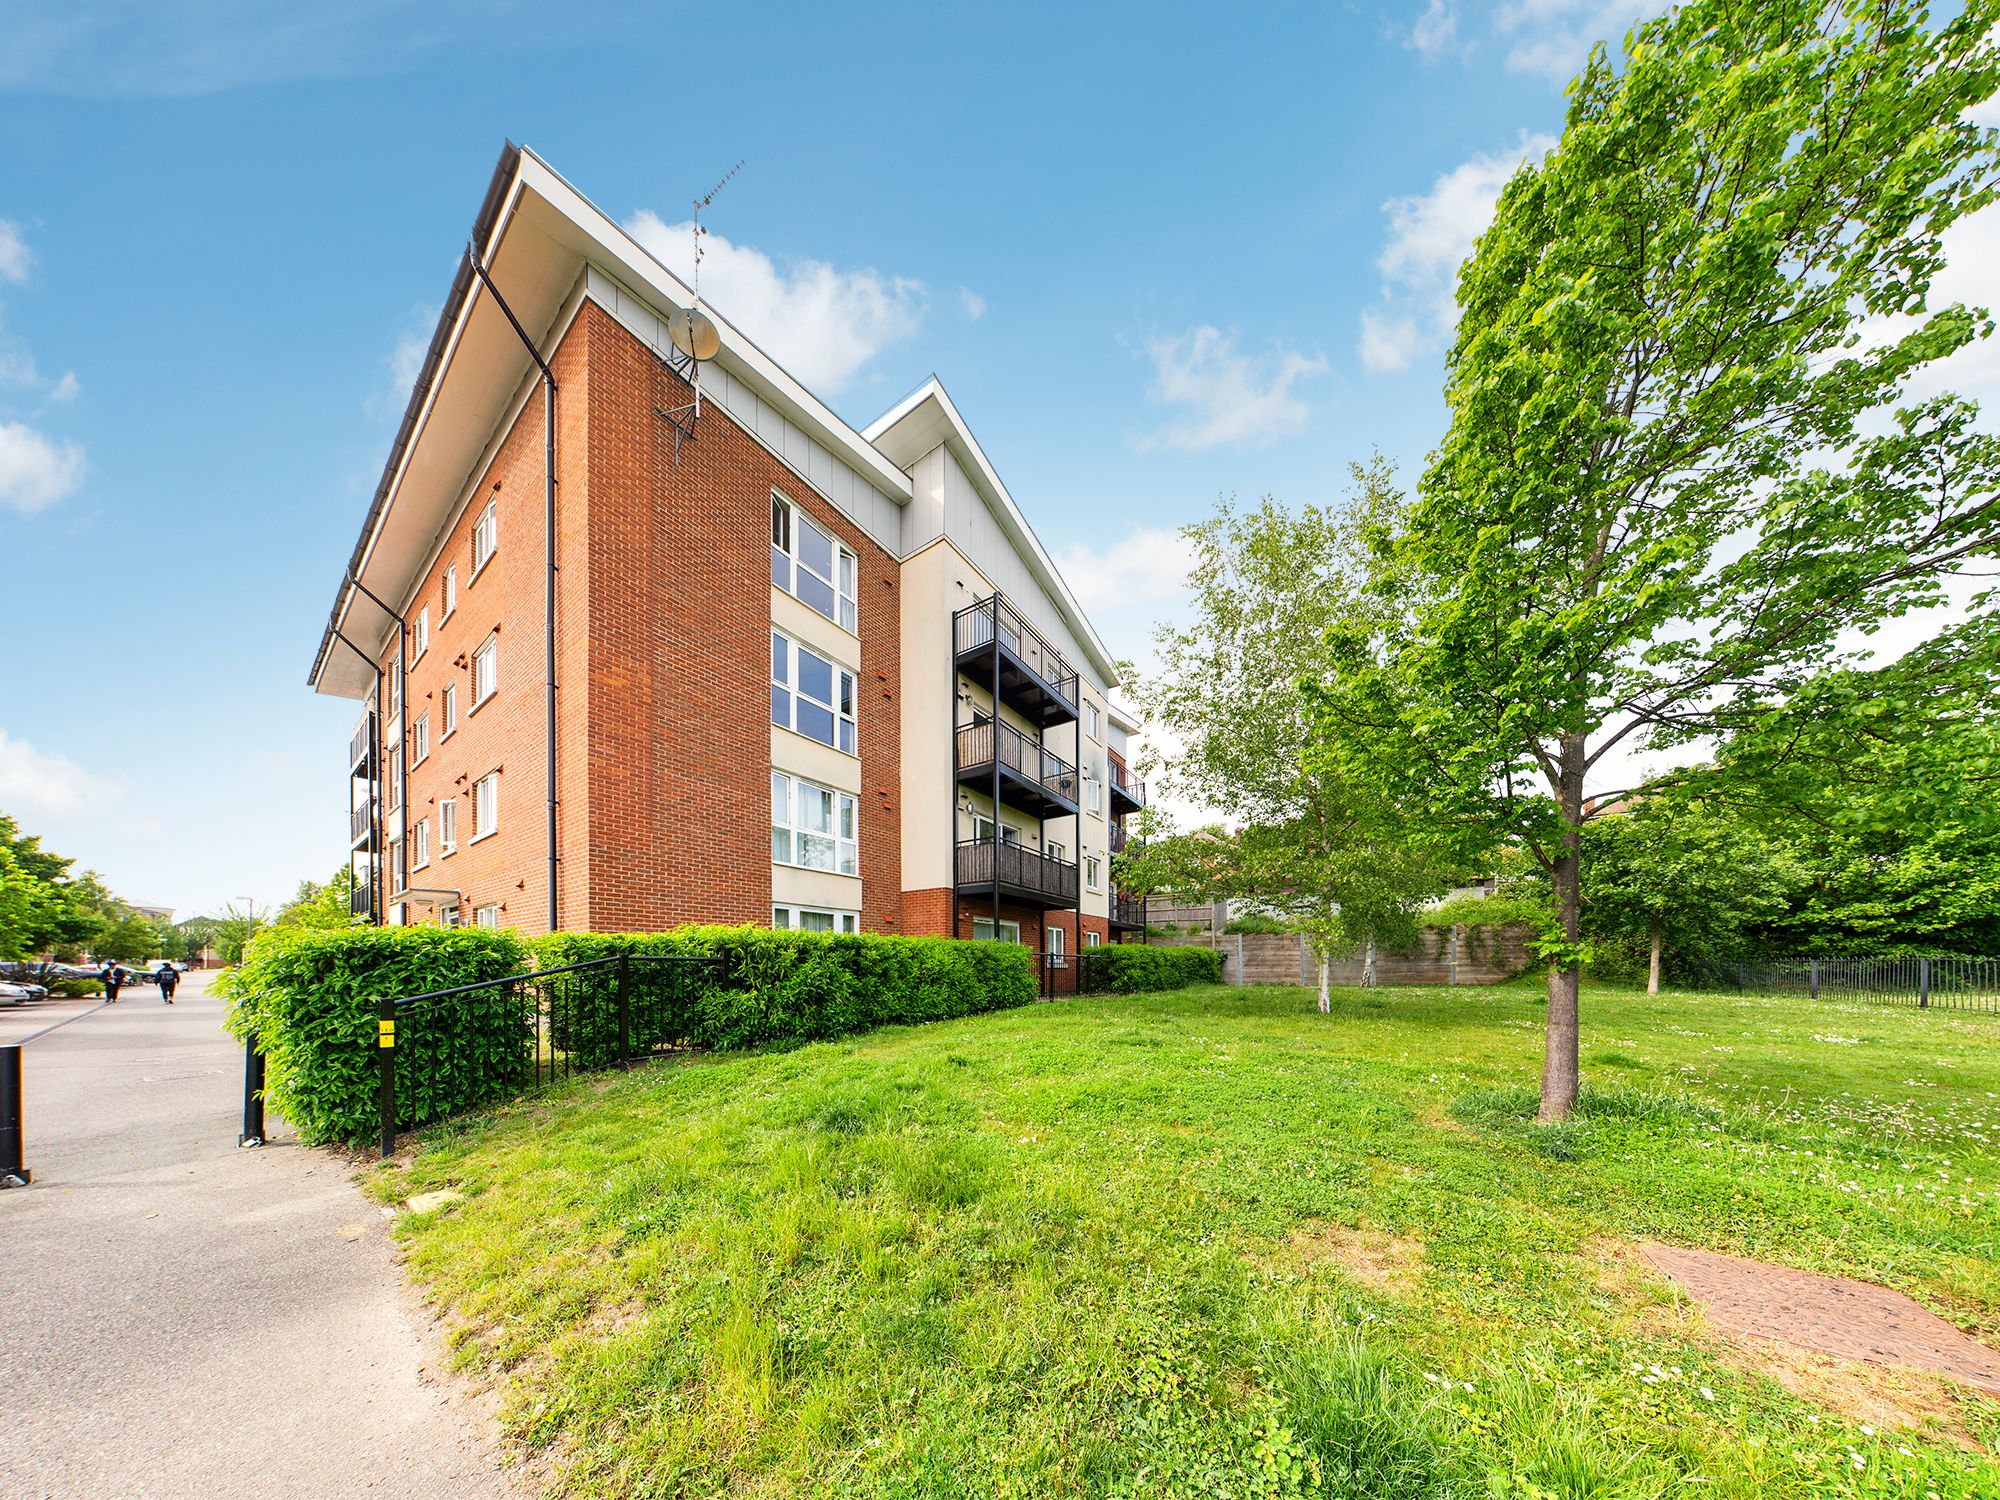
[0,981,44,1005]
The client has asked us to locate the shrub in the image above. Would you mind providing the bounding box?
[48,976,103,998]
[221,926,528,1145]
[1418,892,1549,930]
[1079,943,1224,994]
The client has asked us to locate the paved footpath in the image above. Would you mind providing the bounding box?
[0,972,532,1499]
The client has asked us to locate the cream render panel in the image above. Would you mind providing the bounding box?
[771,587,860,671]
[773,865,863,913]
[898,539,981,894]
[770,725,862,794]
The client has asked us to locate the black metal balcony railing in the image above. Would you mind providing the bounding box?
[955,839,1079,906]
[955,719,1079,812]
[953,593,1080,721]
[1110,759,1146,810]
[350,712,375,777]
[1109,821,1130,855]
[1110,893,1147,929]
[350,800,376,848]
[349,879,373,917]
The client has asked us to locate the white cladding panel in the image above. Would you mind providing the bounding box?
[584,268,905,552]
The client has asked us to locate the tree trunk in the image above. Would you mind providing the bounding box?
[1362,931,1377,989]
[1317,953,1330,1014]
[1647,922,1662,996]
[1540,734,1586,1124]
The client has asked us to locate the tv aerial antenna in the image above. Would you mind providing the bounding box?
[658,160,740,462]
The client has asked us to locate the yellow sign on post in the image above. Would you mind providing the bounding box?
[378,1019,396,1048]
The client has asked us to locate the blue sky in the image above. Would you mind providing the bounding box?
[3,1,1990,919]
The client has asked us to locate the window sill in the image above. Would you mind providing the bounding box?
[469,828,499,846]
[470,552,496,584]
[771,860,861,881]
[467,691,495,717]
[439,847,456,859]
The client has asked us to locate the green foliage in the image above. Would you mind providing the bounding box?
[273,867,360,931]
[0,812,129,960]
[1418,892,1549,931]
[93,908,174,964]
[1078,942,1222,994]
[221,926,529,1145]
[1224,913,1292,935]
[45,976,102,998]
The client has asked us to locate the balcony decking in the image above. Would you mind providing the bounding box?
[1110,893,1147,931]
[955,840,1079,910]
[1110,761,1145,814]
[955,719,1080,819]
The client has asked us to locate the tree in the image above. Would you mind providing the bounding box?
[94,908,173,965]
[273,867,357,931]
[1327,1,2000,1120]
[1124,462,1454,1011]
[0,814,115,958]
[205,901,267,966]
[1579,799,1802,992]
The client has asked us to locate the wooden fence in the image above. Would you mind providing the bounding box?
[1147,924,1536,987]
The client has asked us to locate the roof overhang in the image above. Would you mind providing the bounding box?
[389,886,462,907]
[865,378,1120,687]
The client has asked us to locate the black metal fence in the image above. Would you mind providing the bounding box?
[372,953,727,1157]
[1741,956,2000,1014]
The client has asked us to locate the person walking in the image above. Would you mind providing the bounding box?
[98,962,123,1003]
[155,962,179,1004]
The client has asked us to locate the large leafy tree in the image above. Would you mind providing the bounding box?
[1124,462,1454,1009]
[1326,2,2000,1119]
[273,867,358,931]
[0,813,113,958]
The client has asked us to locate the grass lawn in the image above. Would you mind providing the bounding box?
[373,980,2000,1498]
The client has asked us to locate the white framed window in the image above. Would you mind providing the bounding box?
[441,683,457,739]
[440,902,461,929]
[1086,704,1101,740]
[971,917,1022,943]
[972,815,1019,845]
[1085,930,1102,948]
[387,746,404,812]
[472,635,497,706]
[413,712,430,766]
[474,904,500,929]
[472,499,497,576]
[1047,925,1065,957]
[770,632,856,754]
[1085,855,1102,891]
[442,564,458,620]
[412,607,430,661]
[771,772,858,875]
[1087,776,1103,814]
[439,798,457,856]
[772,906,858,934]
[1047,841,1066,862]
[471,772,498,841]
[771,494,857,633]
[388,661,403,722]
[412,818,430,869]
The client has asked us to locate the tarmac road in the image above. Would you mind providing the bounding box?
[0,971,531,1499]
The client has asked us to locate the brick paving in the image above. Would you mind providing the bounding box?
[1642,1241,2000,1395]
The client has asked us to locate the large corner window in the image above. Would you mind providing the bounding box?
[771,493,857,633]
[771,772,857,875]
[773,906,858,934]
[771,631,856,754]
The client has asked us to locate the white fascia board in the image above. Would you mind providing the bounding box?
[864,377,1120,687]
[512,149,912,503]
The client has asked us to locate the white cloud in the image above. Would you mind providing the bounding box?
[1407,0,1459,58]
[1497,0,1665,81]
[1055,526,1197,617]
[1856,199,2000,415]
[389,328,428,393]
[0,329,35,386]
[47,371,79,402]
[0,221,29,284]
[0,422,86,514]
[0,731,122,820]
[626,212,927,395]
[1358,132,1556,374]
[958,287,987,320]
[1137,326,1327,450]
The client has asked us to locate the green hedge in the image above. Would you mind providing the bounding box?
[224,925,1038,1146]
[1079,942,1224,993]
[220,927,528,1145]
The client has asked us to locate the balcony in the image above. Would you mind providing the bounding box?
[955,839,1079,910]
[953,594,1079,729]
[350,799,377,850]
[1110,760,1146,814]
[350,712,375,778]
[1110,893,1147,931]
[349,877,374,918]
[1108,821,1135,856]
[955,719,1079,819]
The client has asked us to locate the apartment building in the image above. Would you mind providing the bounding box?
[309,145,1148,960]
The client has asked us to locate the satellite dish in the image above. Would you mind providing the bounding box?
[666,306,721,362]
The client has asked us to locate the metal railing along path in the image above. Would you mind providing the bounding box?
[1740,956,2000,1014]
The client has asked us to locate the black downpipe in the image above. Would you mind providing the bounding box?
[347,573,407,907]
[467,249,560,933]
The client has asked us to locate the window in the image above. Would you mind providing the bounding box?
[971,917,1021,943]
[441,683,457,739]
[1047,925,1065,957]
[442,564,458,620]
[387,746,403,812]
[412,818,430,869]
[1047,841,1066,862]
[1087,776,1103,814]
[771,772,857,875]
[413,607,430,661]
[772,906,858,934]
[770,632,856,753]
[472,499,497,575]
[972,815,1020,845]
[1086,930,1102,948]
[440,902,461,929]
[771,494,857,632]
[472,635,497,706]
[472,772,498,841]
[439,798,457,855]
[474,904,500,929]
[1085,855,1102,891]
[1086,704,1101,740]
[413,712,430,766]
[389,661,403,722]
